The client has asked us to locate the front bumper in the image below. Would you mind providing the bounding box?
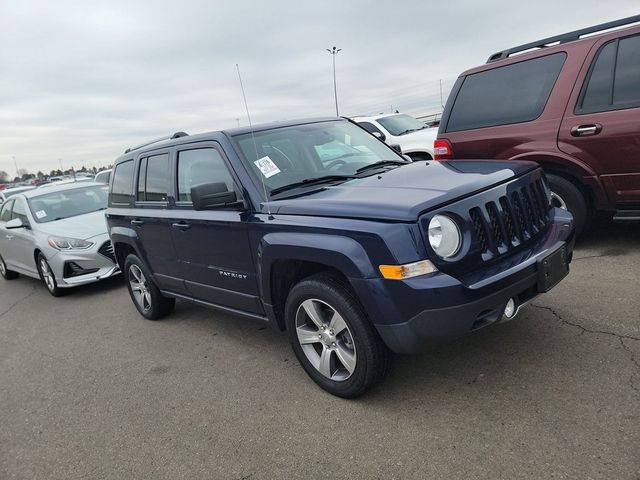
[48,236,120,288]
[353,209,574,354]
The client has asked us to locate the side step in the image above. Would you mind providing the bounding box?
[613,209,640,221]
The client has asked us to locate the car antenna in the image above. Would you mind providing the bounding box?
[235,63,272,219]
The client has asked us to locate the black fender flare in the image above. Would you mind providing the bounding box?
[109,226,141,268]
[258,232,377,305]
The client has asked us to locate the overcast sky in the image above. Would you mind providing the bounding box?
[1,0,638,174]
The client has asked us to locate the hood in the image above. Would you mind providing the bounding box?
[268,160,537,221]
[402,126,439,142]
[35,209,108,239]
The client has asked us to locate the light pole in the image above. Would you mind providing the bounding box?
[326,46,341,116]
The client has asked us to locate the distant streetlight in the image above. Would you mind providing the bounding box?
[12,156,18,176]
[326,46,342,116]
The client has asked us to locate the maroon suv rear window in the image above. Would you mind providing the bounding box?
[445,52,566,132]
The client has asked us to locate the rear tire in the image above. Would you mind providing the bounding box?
[124,254,175,320]
[547,173,590,236]
[0,254,18,280]
[285,273,390,398]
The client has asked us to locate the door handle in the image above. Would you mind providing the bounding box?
[130,219,145,226]
[171,222,191,230]
[570,124,602,137]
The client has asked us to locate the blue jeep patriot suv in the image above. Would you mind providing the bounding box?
[106,117,575,397]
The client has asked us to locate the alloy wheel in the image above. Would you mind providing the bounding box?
[551,191,568,210]
[40,258,56,292]
[295,298,357,381]
[0,258,6,276]
[129,264,151,311]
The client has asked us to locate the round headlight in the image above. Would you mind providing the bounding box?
[428,215,461,258]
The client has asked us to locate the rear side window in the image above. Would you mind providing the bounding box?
[138,154,169,202]
[615,35,640,105]
[110,160,134,205]
[445,53,566,132]
[578,34,640,114]
[0,199,14,221]
[177,148,235,202]
[580,42,617,112]
[11,199,28,223]
[357,121,384,136]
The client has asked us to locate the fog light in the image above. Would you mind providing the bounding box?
[503,298,517,319]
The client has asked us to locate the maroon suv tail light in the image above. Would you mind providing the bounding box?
[434,139,454,160]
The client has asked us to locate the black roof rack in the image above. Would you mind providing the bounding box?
[487,15,640,63]
[124,131,189,154]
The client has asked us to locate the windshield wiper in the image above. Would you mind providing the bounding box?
[270,175,357,196]
[355,160,406,174]
[397,128,419,135]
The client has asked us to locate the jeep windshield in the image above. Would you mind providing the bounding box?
[232,120,406,197]
[377,114,428,136]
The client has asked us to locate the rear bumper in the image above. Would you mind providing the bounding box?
[353,209,575,354]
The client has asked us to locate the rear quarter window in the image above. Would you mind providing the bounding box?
[445,52,566,132]
[577,33,640,114]
[109,160,134,205]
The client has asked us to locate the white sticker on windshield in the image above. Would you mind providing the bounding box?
[254,156,281,178]
[35,210,47,219]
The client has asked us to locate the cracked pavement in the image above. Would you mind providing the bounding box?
[0,220,639,479]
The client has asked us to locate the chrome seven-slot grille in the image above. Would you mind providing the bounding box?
[469,177,551,259]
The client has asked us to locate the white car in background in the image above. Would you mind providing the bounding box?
[353,113,438,161]
[94,169,111,184]
[0,186,37,205]
[38,177,94,189]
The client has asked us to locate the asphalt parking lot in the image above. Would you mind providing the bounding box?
[1,220,638,480]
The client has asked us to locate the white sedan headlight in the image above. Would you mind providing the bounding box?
[47,236,94,250]
[428,215,461,258]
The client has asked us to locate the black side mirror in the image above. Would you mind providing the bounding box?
[372,131,387,142]
[191,182,238,210]
[389,144,402,154]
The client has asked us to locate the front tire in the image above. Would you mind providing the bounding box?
[546,173,590,236]
[124,254,175,320]
[0,254,18,280]
[285,273,390,398]
[37,253,65,297]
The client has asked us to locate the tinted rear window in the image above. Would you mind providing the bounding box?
[139,154,169,202]
[110,160,134,205]
[580,42,617,112]
[614,35,640,106]
[578,34,640,114]
[445,53,566,132]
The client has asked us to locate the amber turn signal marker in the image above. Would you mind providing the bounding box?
[379,260,437,280]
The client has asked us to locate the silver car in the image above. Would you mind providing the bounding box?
[0,186,37,205]
[0,182,119,296]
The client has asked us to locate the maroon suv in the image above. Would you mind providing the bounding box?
[435,15,640,234]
